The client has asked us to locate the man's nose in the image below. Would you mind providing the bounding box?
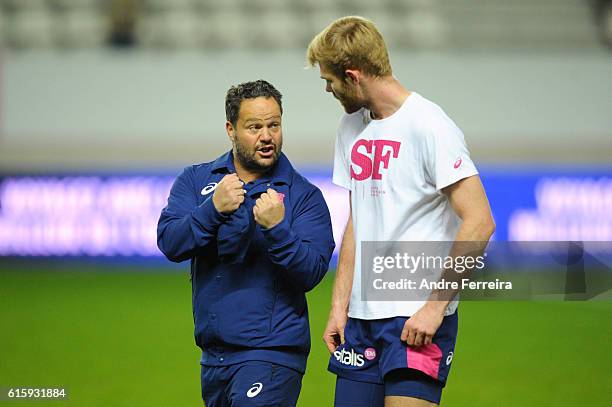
[260,127,273,141]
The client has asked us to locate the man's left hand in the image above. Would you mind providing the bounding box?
[400,302,446,347]
[253,188,285,229]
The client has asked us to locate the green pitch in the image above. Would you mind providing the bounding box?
[0,264,610,406]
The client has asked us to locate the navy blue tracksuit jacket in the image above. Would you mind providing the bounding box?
[157,151,335,373]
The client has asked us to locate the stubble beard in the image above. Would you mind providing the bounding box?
[336,85,363,114]
[233,138,282,173]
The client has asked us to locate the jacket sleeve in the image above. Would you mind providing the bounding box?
[261,186,335,291]
[157,167,228,262]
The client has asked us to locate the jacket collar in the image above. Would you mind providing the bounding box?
[211,150,293,186]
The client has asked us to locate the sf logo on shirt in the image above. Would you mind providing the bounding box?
[350,139,401,181]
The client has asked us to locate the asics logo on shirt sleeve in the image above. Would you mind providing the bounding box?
[201,182,218,195]
[246,382,263,398]
[350,139,401,181]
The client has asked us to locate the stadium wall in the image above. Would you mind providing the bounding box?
[1,49,611,171]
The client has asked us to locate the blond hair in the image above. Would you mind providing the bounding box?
[307,16,392,78]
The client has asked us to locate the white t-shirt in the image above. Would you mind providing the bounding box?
[333,92,478,320]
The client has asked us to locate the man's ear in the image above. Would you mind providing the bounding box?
[225,121,235,141]
[344,69,360,85]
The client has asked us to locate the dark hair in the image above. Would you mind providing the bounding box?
[225,80,283,126]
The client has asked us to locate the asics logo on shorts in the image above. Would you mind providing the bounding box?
[246,382,263,398]
[334,348,365,367]
[446,351,454,366]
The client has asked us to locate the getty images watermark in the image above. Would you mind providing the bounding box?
[372,251,492,289]
[361,241,612,301]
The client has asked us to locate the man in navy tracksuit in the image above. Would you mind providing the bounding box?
[157,80,335,406]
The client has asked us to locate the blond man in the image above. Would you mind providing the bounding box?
[307,17,495,407]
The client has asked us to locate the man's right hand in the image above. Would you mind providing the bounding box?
[323,308,348,353]
[212,174,245,214]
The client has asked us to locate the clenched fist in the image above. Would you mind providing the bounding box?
[253,188,285,229]
[212,174,245,214]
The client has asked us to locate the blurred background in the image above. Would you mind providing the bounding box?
[0,1,611,406]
